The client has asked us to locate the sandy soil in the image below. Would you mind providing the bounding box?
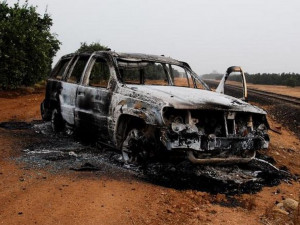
[237,81,300,98]
[0,90,299,225]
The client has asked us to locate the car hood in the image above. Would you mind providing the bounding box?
[127,85,266,114]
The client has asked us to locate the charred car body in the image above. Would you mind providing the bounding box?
[41,51,270,164]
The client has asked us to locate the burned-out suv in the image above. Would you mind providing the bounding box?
[41,51,270,164]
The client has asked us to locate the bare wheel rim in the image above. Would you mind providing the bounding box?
[121,129,142,164]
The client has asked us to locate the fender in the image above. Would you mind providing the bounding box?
[109,95,164,146]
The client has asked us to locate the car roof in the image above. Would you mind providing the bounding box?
[111,52,182,65]
[60,51,184,66]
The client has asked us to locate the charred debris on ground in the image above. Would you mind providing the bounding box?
[0,120,296,195]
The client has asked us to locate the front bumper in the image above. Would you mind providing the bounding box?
[187,150,256,164]
[161,127,268,151]
[160,127,269,164]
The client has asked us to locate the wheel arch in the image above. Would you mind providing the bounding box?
[114,114,147,149]
[41,98,61,121]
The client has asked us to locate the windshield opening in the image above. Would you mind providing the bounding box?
[117,59,207,89]
[118,61,169,86]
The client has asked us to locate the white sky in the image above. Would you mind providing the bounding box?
[8,0,300,74]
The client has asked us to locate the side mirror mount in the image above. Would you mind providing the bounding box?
[215,66,248,101]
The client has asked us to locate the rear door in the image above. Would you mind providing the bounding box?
[45,56,74,112]
[75,54,111,140]
[60,55,90,125]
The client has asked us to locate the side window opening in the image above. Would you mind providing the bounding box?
[67,56,90,84]
[51,58,72,80]
[88,57,110,88]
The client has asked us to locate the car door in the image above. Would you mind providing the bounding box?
[75,54,111,141]
[42,56,74,119]
[47,56,74,104]
[60,55,91,125]
[216,66,248,101]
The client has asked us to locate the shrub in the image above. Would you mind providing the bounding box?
[0,1,60,89]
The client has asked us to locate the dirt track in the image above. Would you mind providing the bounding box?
[0,90,299,225]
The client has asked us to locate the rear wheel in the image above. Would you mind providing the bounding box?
[51,108,65,132]
[40,101,46,120]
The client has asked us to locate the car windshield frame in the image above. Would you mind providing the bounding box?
[116,58,210,90]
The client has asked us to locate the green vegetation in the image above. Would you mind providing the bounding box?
[229,73,300,87]
[76,42,109,53]
[202,73,300,87]
[0,1,60,89]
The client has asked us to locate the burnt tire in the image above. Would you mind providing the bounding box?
[40,101,46,121]
[121,126,155,165]
[51,108,65,132]
[40,101,51,121]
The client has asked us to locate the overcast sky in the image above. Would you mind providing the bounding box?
[9,0,300,74]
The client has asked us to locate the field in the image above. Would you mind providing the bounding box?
[210,79,300,98]
[0,89,299,225]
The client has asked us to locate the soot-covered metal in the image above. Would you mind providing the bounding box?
[41,51,270,165]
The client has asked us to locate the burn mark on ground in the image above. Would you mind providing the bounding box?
[142,159,292,195]
[2,121,294,195]
[0,121,33,130]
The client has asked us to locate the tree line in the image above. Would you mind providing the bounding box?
[202,73,300,87]
[230,73,300,87]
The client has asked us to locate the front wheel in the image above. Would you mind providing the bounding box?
[121,128,147,164]
[121,124,159,165]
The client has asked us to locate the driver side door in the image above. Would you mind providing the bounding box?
[75,54,111,141]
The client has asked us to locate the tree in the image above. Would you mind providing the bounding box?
[76,42,110,53]
[286,78,296,87]
[0,1,60,89]
[226,73,300,87]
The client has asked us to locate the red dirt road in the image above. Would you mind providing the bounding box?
[0,91,299,225]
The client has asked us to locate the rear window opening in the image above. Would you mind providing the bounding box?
[66,55,90,84]
[51,58,72,80]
